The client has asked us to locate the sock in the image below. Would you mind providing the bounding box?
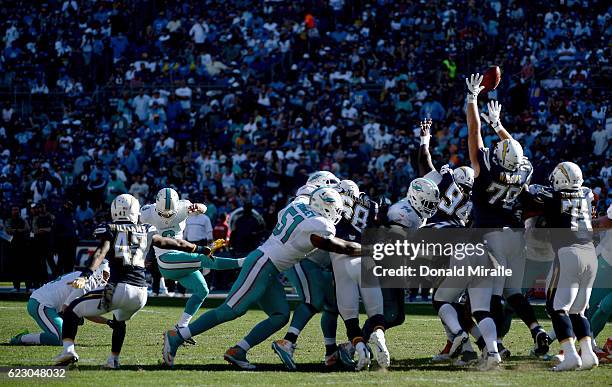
[178,326,192,340]
[438,303,462,335]
[63,340,75,353]
[477,317,498,354]
[548,330,557,342]
[284,332,299,344]
[324,336,336,345]
[177,312,193,328]
[237,339,251,352]
[325,343,338,356]
[19,333,41,344]
[579,337,594,354]
[561,337,578,357]
[108,354,119,362]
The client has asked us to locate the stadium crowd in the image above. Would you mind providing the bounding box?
[0,0,610,289]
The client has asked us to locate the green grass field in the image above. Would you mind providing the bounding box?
[0,300,610,386]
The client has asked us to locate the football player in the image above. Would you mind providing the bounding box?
[328,179,389,371]
[466,74,549,369]
[273,171,345,370]
[141,188,241,336]
[522,162,599,371]
[162,187,361,370]
[417,118,479,364]
[54,194,216,368]
[10,261,111,346]
[478,97,551,359]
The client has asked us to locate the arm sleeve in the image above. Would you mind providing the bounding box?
[477,148,491,173]
[423,170,443,185]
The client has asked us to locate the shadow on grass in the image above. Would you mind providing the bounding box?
[71,362,349,373]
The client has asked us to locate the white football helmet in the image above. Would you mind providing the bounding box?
[550,161,583,191]
[155,187,180,218]
[111,194,140,223]
[307,171,340,187]
[453,166,475,190]
[493,139,523,171]
[309,187,344,225]
[335,180,360,219]
[408,178,440,219]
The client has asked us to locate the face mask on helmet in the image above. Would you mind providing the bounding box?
[408,178,440,219]
[156,187,179,218]
[309,187,344,225]
[453,166,475,192]
[549,161,583,191]
[494,139,523,171]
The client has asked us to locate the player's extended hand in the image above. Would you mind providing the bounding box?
[419,118,432,137]
[209,239,228,254]
[188,203,207,214]
[68,277,87,289]
[480,100,502,127]
[466,73,484,102]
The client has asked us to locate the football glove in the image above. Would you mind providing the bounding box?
[465,73,484,104]
[68,277,88,289]
[209,238,227,254]
[480,100,502,130]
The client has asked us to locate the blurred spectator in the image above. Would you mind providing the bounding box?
[5,206,29,292]
[184,212,213,246]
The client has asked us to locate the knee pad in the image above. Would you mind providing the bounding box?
[550,309,573,342]
[569,313,591,341]
[472,310,492,323]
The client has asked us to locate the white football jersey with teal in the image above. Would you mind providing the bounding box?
[387,199,425,229]
[260,201,335,271]
[140,199,191,256]
[31,272,102,311]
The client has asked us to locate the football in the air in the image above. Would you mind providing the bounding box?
[481,65,501,92]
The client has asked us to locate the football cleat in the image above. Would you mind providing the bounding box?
[449,330,469,359]
[594,347,612,364]
[54,349,79,366]
[103,356,120,369]
[9,330,29,345]
[338,342,356,367]
[478,351,501,371]
[271,339,297,371]
[224,346,256,370]
[454,350,479,366]
[432,340,452,362]
[324,351,339,368]
[533,330,550,356]
[175,325,197,346]
[162,330,184,367]
[355,341,371,371]
[579,347,599,370]
[603,337,612,353]
[368,329,390,368]
[497,342,511,360]
[552,351,581,371]
[550,350,564,365]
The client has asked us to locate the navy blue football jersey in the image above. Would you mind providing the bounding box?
[522,184,594,249]
[93,221,152,287]
[426,167,472,227]
[335,193,378,242]
[472,148,532,228]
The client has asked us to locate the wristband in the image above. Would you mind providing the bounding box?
[80,268,93,278]
[491,121,501,133]
[467,93,477,104]
[420,135,430,146]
